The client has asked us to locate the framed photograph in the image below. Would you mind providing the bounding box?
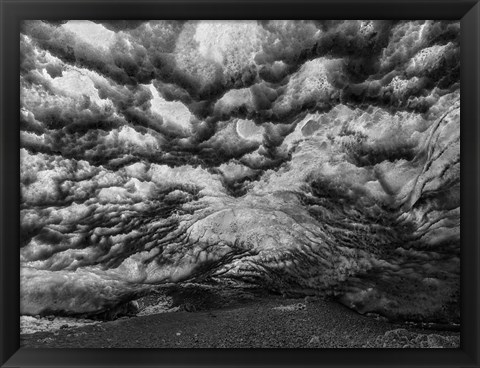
[1,0,479,367]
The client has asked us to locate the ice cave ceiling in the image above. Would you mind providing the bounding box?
[20,20,460,323]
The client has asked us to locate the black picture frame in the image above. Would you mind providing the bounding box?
[1,0,479,367]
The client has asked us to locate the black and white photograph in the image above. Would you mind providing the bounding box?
[19,20,460,348]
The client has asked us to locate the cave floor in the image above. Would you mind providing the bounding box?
[20,295,460,348]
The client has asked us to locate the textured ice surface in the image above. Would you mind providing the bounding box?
[20,315,99,335]
[20,20,460,323]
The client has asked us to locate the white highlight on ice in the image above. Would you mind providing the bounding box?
[50,69,99,99]
[236,119,264,142]
[62,20,115,49]
[193,21,261,71]
[147,84,192,131]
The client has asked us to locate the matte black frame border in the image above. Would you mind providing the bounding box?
[1,1,479,367]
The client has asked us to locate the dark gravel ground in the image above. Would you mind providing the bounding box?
[20,293,460,348]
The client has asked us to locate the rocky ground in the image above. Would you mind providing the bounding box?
[21,286,459,349]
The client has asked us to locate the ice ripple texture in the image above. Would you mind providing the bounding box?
[20,20,460,323]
